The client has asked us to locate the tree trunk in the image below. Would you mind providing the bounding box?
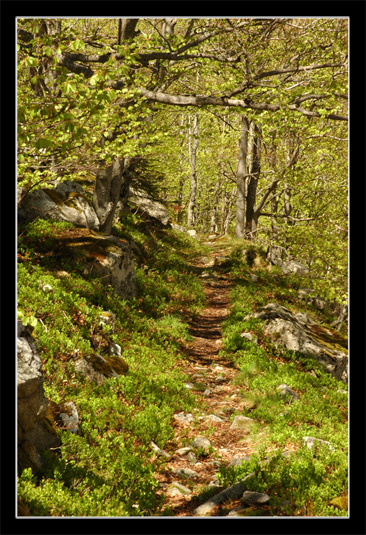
[187,114,199,228]
[93,158,132,234]
[210,181,220,233]
[235,116,249,238]
[245,123,261,239]
[120,19,139,41]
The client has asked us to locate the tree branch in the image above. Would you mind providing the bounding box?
[137,88,348,120]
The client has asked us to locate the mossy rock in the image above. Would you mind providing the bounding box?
[309,324,348,354]
[330,495,348,511]
[234,506,271,516]
[75,353,129,384]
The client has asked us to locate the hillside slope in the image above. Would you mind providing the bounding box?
[17,218,348,517]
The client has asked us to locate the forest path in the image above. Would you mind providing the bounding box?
[155,238,264,517]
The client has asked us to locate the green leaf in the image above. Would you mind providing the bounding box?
[35,138,53,149]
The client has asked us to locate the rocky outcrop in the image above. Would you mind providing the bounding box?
[18,181,100,230]
[250,303,348,382]
[78,231,138,298]
[267,245,309,276]
[128,187,170,226]
[17,321,60,473]
[75,353,129,385]
[51,228,138,299]
[75,309,129,383]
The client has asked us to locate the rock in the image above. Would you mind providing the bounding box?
[240,332,258,344]
[98,311,116,329]
[190,436,212,453]
[229,456,252,468]
[282,259,309,276]
[173,467,199,479]
[203,414,225,423]
[267,245,284,267]
[17,321,60,473]
[175,447,194,456]
[214,256,231,267]
[228,506,271,517]
[187,229,197,237]
[194,473,255,516]
[230,415,255,432]
[64,229,138,299]
[277,384,299,401]
[200,256,214,266]
[267,245,309,276]
[303,436,335,452]
[330,495,348,511]
[251,303,348,382]
[110,343,122,357]
[129,187,170,225]
[184,381,206,392]
[166,482,192,496]
[242,490,270,506]
[18,182,100,230]
[150,442,172,460]
[39,281,53,293]
[171,222,187,234]
[174,413,195,424]
[58,401,80,434]
[75,353,129,384]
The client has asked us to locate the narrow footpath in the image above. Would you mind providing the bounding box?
[155,240,265,517]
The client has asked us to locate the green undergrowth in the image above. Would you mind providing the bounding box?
[217,242,348,517]
[17,228,348,517]
[17,216,207,516]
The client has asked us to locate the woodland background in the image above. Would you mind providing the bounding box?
[17,17,348,305]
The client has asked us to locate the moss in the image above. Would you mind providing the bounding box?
[330,495,348,511]
[43,189,64,205]
[235,506,271,516]
[309,325,348,354]
[89,353,129,377]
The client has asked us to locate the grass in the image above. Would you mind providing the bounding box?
[17,224,348,517]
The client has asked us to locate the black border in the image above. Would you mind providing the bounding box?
[3,2,365,534]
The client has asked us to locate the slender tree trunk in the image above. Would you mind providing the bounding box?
[245,123,261,239]
[187,114,199,228]
[235,115,249,238]
[176,114,186,224]
[210,181,220,233]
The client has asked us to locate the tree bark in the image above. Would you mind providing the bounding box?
[93,158,132,234]
[235,116,249,238]
[245,123,261,239]
[187,114,199,228]
[120,19,139,41]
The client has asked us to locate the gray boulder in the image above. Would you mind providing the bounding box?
[18,181,100,230]
[267,245,309,276]
[242,490,270,506]
[57,229,138,299]
[17,321,60,473]
[252,303,348,382]
[128,187,170,225]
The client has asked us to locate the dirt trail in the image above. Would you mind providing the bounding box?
[155,241,259,516]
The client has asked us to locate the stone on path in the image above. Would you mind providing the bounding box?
[194,473,255,516]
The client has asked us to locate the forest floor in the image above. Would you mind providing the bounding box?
[155,239,267,516]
